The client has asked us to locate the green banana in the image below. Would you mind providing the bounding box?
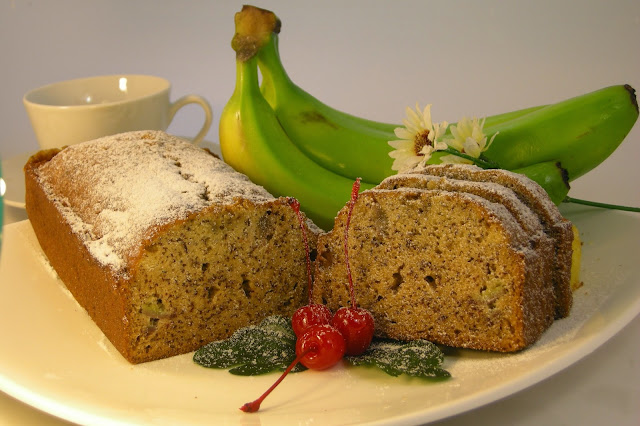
[481,84,638,181]
[259,35,397,136]
[252,5,637,187]
[255,15,548,185]
[512,161,570,205]
[219,8,373,231]
[257,33,396,185]
[222,5,638,229]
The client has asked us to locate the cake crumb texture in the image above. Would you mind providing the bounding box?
[418,164,573,318]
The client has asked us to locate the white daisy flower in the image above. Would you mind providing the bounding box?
[388,103,448,173]
[440,116,497,164]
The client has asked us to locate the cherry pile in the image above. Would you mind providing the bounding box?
[241,179,375,413]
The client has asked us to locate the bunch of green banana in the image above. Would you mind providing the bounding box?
[257,26,549,185]
[219,6,374,230]
[220,5,639,229]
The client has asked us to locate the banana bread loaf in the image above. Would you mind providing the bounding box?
[24,130,318,363]
[312,165,572,352]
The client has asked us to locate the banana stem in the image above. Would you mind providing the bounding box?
[563,196,640,212]
[440,148,500,169]
[232,5,280,61]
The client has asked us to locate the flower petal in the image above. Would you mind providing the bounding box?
[406,105,422,127]
[432,121,449,141]
[395,126,414,139]
[392,154,422,173]
[463,137,482,158]
[388,139,411,150]
[418,145,434,156]
[388,147,414,159]
[421,104,434,128]
[434,140,449,151]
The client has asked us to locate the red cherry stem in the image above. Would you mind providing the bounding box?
[288,198,314,301]
[344,178,361,309]
[240,345,315,413]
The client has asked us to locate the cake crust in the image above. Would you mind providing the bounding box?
[26,153,132,357]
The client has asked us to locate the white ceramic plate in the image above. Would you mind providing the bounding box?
[1,204,639,426]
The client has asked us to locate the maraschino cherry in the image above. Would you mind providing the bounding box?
[331,178,375,356]
[240,323,345,413]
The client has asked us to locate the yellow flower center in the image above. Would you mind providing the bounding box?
[413,130,431,156]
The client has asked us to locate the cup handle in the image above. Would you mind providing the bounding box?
[167,95,213,145]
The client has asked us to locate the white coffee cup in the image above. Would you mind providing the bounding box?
[23,74,213,149]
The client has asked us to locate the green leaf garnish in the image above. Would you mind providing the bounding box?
[193,316,306,375]
[194,315,450,380]
[345,339,450,379]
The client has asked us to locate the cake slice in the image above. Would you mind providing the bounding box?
[418,164,573,318]
[25,130,318,363]
[377,172,557,313]
[312,166,571,352]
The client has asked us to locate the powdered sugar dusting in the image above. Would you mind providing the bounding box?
[381,173,544,237]
[446,190,533,253]
[420,163,565,224]
[34,131,274,275]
